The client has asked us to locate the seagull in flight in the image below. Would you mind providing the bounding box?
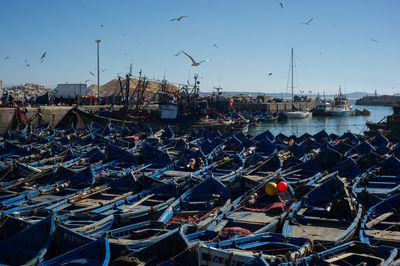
[174,52,181,56]
[100,24,104,27]
[90,71,96,76]
[301,17,314,25]
[369,37,379,43]
[26,63,31,67]
[279,2,284,8]
[213,43,218,48]
[267,73,272,76]
[84,79,90,83]
[182,51,211,66]
[40,52,46,63]
[4,56,10,60]
[169,16,187,22]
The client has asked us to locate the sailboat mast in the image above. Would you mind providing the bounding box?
[291,48,294,101]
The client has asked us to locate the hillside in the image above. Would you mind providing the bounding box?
[87,78,179,98]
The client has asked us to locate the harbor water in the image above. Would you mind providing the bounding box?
[248,104,393,137]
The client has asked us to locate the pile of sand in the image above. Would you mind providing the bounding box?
[87,78,179,98]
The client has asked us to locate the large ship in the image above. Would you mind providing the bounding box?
[330,87,353,116]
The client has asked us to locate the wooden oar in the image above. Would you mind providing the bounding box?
[122,194,155,213]
[281,168,303,177]
[74,215,114,232]
[366,211,395,228]
[315,171,338,184]
[69,191,134,213]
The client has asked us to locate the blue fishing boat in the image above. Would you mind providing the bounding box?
[360,192,400,248]
[252,129,274,142]
[335,131,360,146]
[158,177,231,230]
[281,159,321,193]
[312,129,329,143]
[105,221,169,255]
[117,227,196,265]
[285,241,398,265]
[90,183,180,226]
[283,175,362,245]
[195,233,311,265]
[39,238,110,266]
[353,155,400,207]
[0,213,55,265]
[210,176,295,236]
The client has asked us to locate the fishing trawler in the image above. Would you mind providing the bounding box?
[330,87,353,116]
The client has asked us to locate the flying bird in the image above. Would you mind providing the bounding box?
[169,16,187,22]
[279,2,284,8]
[26,64,31,67]
[301,17,313,25]
[174,52,181,56]
[4,56,10,60]
[89,71,96,76]
[100,24,104,27]
[181,51,211,66]
[268,73,272,76]
[369,37,379,43]
[213,43,218,48]
[40,52,46,63]
[84,79,90,83]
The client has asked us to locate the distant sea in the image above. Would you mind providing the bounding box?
[248,101,392,137]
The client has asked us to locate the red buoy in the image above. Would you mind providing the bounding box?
[277,181,288,192]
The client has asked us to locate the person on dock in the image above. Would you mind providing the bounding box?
[37,108,43,127]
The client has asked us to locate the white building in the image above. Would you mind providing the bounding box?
[54,83,87,98]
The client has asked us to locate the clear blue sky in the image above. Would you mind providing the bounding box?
[0,0,399,94]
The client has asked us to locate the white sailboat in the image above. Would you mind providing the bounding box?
[284,48,311,119]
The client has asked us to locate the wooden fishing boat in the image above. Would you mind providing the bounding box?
[117,227,196,265]
[90,183,180,226]
[287,241,398,266]
[353,155,400,208]
[360,192,400,248]
[195,232,312,266]
[38,237,110,266]
[0,213,55,265]
[158,177,231,231]
[105,221,169,255]
[210,176,295,236]
[282,175,362,246]
[280,159,321,194]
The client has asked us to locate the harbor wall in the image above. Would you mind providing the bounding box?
[0,105,118,133]
[0,108,17,133]
[232,102,315,112]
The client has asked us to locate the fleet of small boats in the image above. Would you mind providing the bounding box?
[1,122,400,265]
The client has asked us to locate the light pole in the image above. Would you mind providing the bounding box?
[95,40,101,99]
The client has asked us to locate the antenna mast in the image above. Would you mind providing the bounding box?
[291,47,294,101]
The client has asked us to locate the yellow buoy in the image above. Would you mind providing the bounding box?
[265,182,278,196]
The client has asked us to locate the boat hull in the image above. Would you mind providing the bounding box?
[285,111,311,118]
